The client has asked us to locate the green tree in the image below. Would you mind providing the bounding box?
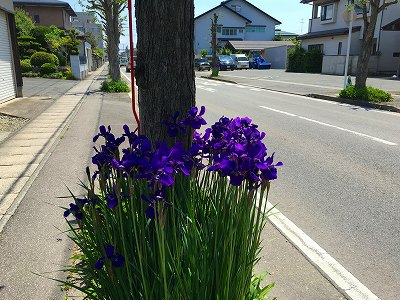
[15,8,34,36]
[83,0,127,81]
[354,0,398,88]
[45,25,65,53]
[200,49,208,58]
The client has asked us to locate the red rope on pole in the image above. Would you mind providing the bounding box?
[127,0,140,134]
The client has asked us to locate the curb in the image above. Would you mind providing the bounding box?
[200,75,237,84]
[307,94,400,113]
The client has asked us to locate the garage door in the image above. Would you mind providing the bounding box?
[0,10,16,103]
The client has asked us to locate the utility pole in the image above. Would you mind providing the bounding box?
[343,1,354,89]
[211,13,219,76]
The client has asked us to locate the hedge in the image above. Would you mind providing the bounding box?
[287,46,323,73]
[30,51,58,67]
[40,62,57,74]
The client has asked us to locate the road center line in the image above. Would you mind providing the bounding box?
[260,105,397,146]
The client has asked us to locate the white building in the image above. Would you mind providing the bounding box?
[194,0,281,54]
[299,0,400,75]
[72,12,104,51]
[0,0,22,103]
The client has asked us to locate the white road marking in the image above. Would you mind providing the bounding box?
[226,74,340,90]
[249,88,263,92]
[265,201,381,300]
[260,105,397,146]
[203,81,220,86]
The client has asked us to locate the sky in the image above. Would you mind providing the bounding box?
[66,0,312,50]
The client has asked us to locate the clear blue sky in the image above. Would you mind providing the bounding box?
[67,0,312,49]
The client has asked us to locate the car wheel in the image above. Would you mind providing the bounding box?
[198,67,201,71]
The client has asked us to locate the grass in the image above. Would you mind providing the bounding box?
[100,80,130,93]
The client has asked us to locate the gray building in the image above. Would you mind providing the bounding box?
[71,11,104,51]
[194,0,281,54]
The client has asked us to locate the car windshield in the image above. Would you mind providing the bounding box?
[237,57,248,61]
[197,59,208,62]
[219,55,233,63]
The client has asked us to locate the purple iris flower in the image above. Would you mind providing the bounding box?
[184,106,207,130]
[64,203,83,220]
[106,193,118,209]
[163,111,186,138]
[95,244,125,270]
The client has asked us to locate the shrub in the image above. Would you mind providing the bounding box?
[100,80,130,93]
[20,59,32,72]
[30,51,56,67]
[339,86,393,103]
[40,62,57,74]
[51,53,60,66]
[42,72,63,79]
[22,71,40,78]
[63,68,75,80]
[56,53,67,66]
[287,46,322,73]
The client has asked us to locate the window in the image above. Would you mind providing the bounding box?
[231,5,241,12]
[238,29,243,33]
[349,0,370,15]
[321,4,333,21]
[217,26,221,33]
[245,26,265,33]
[337,42,342,55]
[222,28,237,35]
[308,44,323,53]
[34,15,40,23]
[393,53,400,58]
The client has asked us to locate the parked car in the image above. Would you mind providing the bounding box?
[249,56,271,70]
[230,54,249,69]
[218,55,236,71]
[195,58,211,71]
[120,57,128,66]
[126,56,137,72]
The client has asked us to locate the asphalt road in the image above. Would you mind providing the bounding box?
[194,77,400,300]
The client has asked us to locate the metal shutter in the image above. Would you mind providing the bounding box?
[0,10,16,103]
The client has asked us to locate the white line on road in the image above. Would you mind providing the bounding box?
[260,105,397,146]
[225,74,340,90]
[266,201,381,300]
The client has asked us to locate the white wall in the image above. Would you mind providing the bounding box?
[195,7,245,54]
[377,31,400,73]
[263,46,289,69]
[301,33,361,56]
[194,0,280,54]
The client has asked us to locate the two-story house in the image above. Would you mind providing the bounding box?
[0,0,22,103]
[194,0,281,54]
[299,0,400,75]
[13,0,77,30]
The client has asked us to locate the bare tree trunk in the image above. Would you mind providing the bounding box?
[105,1,121,81]
[355,5,379,89]
[211,13,219,76]
[135,0,195,148]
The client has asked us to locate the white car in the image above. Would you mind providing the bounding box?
[230,54,249,69]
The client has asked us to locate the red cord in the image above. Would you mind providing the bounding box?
[127,0,140,134]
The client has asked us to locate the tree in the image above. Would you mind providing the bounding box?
[210,13,219,77]
[355,0,398,88]
[135,0,195,148]
[15,8,34,36]
[84,0,127,81]
[200,49,208,58]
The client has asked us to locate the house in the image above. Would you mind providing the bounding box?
[13,0,77,30]
[0,0,22,103]
[71,12,105,52]
[194,0,281,54]
[275,29,299,40]
[298,0,400,75]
